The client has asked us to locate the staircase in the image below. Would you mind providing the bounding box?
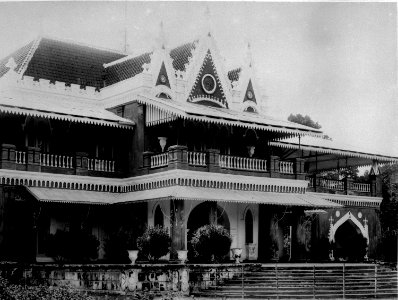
[192,263,398,299]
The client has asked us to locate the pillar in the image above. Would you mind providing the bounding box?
[207,149,220,173]
[75,152,88,176]
[168,145,188,170]
[269,156,280,178]
[344,177,354,195]
[294,158,305,180]
[141,151,154,174]
[27,146,40,172]
[0,144,16,170]
[170,200,186,260]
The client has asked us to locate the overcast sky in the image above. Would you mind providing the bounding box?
[0,1,396,156]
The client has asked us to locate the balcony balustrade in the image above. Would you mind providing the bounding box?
[151,153,169,168]
[87,158,115,173]
[219,155,267,172]
[279,161,294,174]
[40,153,73,169]
[306,175,374,197]
[351,182,371,193]
[188,151,207,167]
[319,178,344,191]
[15,151,26,164]
[143,145,302,180]
[0,144,118,177]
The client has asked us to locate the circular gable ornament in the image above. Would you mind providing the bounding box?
[160,75,167,84]
[201,74,216,94]
[247,90,254,100]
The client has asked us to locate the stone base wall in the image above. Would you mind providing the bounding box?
[0,263,245,296]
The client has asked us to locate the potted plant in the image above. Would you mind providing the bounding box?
[137,225,171,262]
[190,224,232,263]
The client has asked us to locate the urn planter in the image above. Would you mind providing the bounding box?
[177,250,188,263]
[127,250,139,264]
[231,248,243,263]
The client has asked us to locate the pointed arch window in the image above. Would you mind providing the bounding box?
[154,205,164,227]
[245,209,253,244]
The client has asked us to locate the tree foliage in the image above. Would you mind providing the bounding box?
[379,164,398,261]
[288,113,322,129]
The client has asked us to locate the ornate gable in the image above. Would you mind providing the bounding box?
[155,62,171,88]
[188,50,228,108]
[243,79,257,104]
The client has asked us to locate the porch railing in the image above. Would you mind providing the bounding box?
[219,155,267,172]
[88,158,116,172]
[151,153,168,168]
[15,151,26,164]
[187,151,206,166]
[279,161,294,174]
[40,153,73,169]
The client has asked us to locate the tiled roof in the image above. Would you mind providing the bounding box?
[170,41,197,72]
[104,52,152,86]
[228,67,241,83]
[0,92,134,128]
[26,185,341,208]
[0,38,127,88]
[136,94,324,137]
[104,40,197,86]
[270,136,398,162]
[0,38,198,88]
[24,38,125,88]
[0,40,35,77]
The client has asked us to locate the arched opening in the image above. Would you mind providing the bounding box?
[156,92,171,99]
[154,205,164,227]
[244,106,257,113]
[245,210,253,244]
[334,220,367,262]
[187,202,230,259]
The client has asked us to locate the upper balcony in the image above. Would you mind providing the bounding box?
[140,145,377,197]
[0,144,120,178]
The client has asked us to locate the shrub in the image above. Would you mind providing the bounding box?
[47,230,99,262]
[190,224,232,262]
[137,226,171,261]
[104,229,131,263]
[0,275,95,300]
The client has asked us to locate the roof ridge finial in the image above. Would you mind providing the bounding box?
[157,20,167,50]
[246,41,253,68]
[204,5,212,37]
[5,57,17,71]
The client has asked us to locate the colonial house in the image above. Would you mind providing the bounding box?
[0,25,396,264]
